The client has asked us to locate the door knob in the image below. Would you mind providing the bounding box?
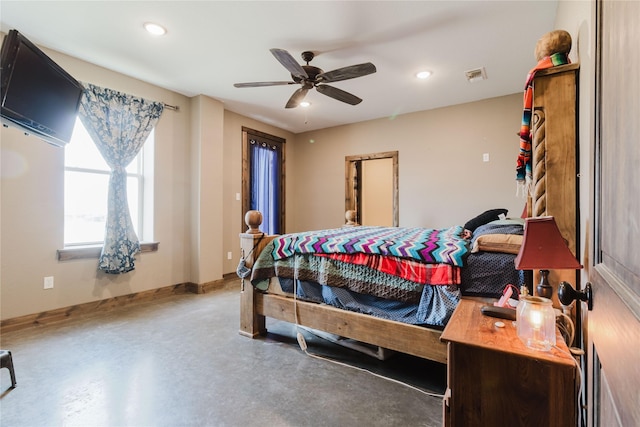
[558,281,593,310]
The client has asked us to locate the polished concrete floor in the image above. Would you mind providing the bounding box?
[0,279,446,427]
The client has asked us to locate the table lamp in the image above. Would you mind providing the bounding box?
[514,216,583,299]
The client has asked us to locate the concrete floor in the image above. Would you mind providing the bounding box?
[0,279,445,427]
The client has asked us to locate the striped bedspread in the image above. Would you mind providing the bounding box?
[251,226,470,303]
[271,225,469,266]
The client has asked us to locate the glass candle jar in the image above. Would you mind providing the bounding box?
[516,295,556,351]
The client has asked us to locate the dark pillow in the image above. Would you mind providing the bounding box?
[464,209,508,232]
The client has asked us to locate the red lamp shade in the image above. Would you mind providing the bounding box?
[515,216,583,270]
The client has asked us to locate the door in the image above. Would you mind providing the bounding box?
[242,127,285,235]
[587,1,640,426]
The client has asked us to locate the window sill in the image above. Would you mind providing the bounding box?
[57,242,159,261]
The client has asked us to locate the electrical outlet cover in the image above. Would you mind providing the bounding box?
[44,276,54,289]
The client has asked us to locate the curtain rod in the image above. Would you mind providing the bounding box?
[162,103,179,111]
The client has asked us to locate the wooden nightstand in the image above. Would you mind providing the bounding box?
[441,299,577,427]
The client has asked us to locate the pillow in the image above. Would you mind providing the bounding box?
[464,209,508,232]
[487,218,525,227]
[471,233,523,254]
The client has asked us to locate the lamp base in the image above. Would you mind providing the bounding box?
[524,338,553,352]
[536,269,553,299]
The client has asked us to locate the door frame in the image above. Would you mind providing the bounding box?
[345,151,399,227]
[241,127,286,234]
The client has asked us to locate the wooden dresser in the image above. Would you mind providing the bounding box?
[441,299,577,427]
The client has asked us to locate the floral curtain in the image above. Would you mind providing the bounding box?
[79,83,164,273]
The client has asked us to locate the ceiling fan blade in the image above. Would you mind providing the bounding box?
[285,88,309,109]
[270,48,308,79]
[317,62,377,83]
[316,84,362,105]
[234,81,295,88]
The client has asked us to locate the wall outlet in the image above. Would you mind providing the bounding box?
[227,251,232,260]
[483,153,490,162]
[44,276,54,289]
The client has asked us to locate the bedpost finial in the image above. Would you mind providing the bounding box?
[345,210,359,226]
[245,210,263,234]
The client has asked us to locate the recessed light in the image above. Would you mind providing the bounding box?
[416,70,432,79]
[300,101,311,107]
[144,22,167,36]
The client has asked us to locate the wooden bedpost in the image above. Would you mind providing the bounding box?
[239,210,267,338]
[345,209,359,226]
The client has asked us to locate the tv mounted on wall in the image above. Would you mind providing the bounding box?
[1,29,84,147]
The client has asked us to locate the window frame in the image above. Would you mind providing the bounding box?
[61,120,157,257]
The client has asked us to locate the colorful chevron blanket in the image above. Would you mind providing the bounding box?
[251,241,459,303]
[251,226,469,302]
[516,52,570,196]
[271,225,469,267]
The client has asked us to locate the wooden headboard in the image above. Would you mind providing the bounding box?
[527,63,581,300]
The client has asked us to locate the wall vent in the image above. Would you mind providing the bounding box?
[465,67,487,83]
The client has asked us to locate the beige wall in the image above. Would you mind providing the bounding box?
[2,7,594,321]
[0,41,295,320]
[554,1,593,279]
[291,94,526,232]
[1,46,194,319]
[221,111,295,274]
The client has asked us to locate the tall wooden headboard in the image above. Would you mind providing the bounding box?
[527,63,581,298]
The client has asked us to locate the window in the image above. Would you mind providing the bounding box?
[241,128,285,235]
[64,118,153,246]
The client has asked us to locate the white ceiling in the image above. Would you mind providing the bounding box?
[0,1,558,134]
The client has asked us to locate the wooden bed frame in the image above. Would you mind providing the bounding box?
[238,64,579,365]
[239,210,449,363]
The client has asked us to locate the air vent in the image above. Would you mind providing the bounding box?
[465,67,487,83]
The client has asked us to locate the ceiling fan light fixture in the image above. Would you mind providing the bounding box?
[144,22,167,36]
[234,48,376,109]
[416,70,432,79]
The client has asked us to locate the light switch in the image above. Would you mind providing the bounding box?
[483,153,490,162]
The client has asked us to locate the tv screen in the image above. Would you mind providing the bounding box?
[1,29,84,147]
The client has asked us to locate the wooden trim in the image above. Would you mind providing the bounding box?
[0,277,233,334]
[345,151,399,227]
[241,127,286,234]
[57,242,159,261]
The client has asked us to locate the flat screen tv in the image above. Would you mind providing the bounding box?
[1,29,84,147]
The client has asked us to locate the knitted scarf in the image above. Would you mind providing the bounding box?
[516,52,570,196]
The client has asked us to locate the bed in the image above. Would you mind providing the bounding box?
[239,210,525,364]
[238,64,578,366]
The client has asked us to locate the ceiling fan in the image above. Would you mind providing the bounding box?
[234,48,377,109]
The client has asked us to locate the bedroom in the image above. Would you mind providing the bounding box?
[0,0,556,323]
[1,1,638,426]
